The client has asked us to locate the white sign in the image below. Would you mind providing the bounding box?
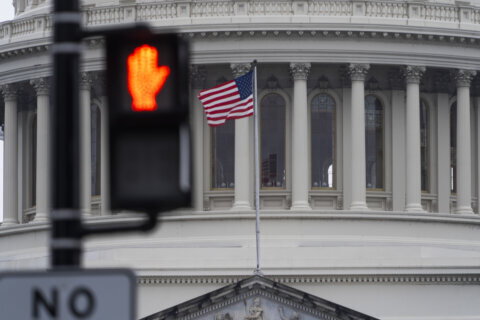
[0,269,135,320]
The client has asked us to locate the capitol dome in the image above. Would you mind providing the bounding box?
[1,0,480,319]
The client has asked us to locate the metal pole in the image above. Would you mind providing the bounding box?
[253,60,262,275]
[51,0,82,268]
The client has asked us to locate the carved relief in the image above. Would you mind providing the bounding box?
[79,72,93,90]
[30,77,50,95]
[190,65,207,89]
[454,69,477,87]
[403,66,426,84]
[289,63,311,81]
[231,63,251,78]
[0,83,18,101]
[215,312,233,320]
[265,75,280,89]
[348,64,370,81]
[316,75,330,90]
[244,298,263,320]
[278,306,300,320]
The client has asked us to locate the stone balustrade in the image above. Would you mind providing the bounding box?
[2,1,480,47]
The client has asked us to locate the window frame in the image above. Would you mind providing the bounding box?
[210,121,236,191]
[259,92,287,190]
[309,92,337,190]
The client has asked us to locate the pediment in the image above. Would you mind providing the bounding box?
[142,276,378,320]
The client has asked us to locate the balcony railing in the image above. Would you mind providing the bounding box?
[1,1,480,46]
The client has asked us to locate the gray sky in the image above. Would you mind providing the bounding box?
[0,2,14,22]
[0,2,14,220]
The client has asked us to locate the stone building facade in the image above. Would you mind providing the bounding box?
[1,0,480,319]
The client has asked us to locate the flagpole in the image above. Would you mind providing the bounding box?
[253,60,262,275]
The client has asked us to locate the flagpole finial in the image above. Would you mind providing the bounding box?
[253,60,258,67]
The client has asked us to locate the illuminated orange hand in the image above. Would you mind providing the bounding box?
[127,44,171,111]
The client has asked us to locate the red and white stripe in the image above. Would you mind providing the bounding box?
[198,80,253,127]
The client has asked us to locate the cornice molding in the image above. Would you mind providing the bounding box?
[137,273,480,286]
[1,29,480,70]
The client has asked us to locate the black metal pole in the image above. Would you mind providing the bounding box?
[51,0,82,268]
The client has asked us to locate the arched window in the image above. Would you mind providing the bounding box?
[311,93,335,189]
[260,93,286,189]
[420,99,429,192]
[211,121,235,189]
[365,95,384,189]
[91,105,101,196]
[450,102,456,193]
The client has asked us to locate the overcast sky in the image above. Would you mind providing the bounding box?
[0,2,14,22]
[0,3,14,221]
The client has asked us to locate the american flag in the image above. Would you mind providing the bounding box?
[198,71,254,127]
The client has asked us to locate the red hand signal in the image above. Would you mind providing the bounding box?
[127,44,171,112]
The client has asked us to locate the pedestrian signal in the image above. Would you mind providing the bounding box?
[105,28,190,213]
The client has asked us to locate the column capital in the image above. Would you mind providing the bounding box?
[403,65,426,84]
[30,77,50,95]
[348,63,370,81]
[289,62,311,81]
[79,72,93,90]
[230,63,251,78]
[0,83,18,101]
[454,69,477,87]
[190,65,207,89]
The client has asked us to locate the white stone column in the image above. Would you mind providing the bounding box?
[476,96,480,214]
[31,77,50,222]
[190,65,206,211]
[348,64,369,211]
[404,66,426,212]
[290,62,311,210]
[231,63,252,210]
[80,72,92,216]
[0,84,19,225]
[454,69,476,214]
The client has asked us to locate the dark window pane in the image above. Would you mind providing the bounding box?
[420,100,429,192]
[31,116,37,207]
[261,93,285,188]
[212,121,235,189]
[91,106,101,196]
[450,102,456,193]
[365,95,383,189]
[311,93,335,188]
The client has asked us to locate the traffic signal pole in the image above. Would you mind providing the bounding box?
[51,0,82,268]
